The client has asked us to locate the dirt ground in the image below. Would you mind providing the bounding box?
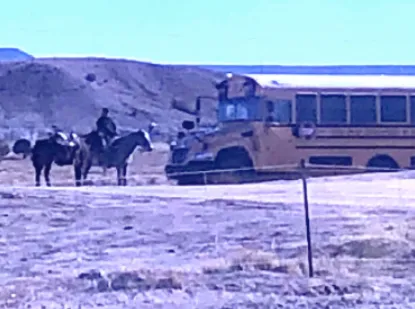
[1,174,415,308]
[3,141,415,307]
[0,142,172,187]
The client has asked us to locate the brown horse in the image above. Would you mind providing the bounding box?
[78,127,155,186]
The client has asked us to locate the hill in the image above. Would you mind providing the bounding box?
[0,48,34,62]
[0,57,225,141]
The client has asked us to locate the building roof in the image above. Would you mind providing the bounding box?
[245,74,415,90]
[197,64,415,76]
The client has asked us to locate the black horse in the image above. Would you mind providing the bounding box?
[79,126,155,186]
[30,131,81,186]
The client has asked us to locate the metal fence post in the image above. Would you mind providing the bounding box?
[300,159,314,277]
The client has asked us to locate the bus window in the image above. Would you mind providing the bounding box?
[410,96,415,124]
[217,97,261,122]
[380,95,407,123]
[320,94,347,124]
[350,95,377,124]
[268,99,292,123]
[296,94,317,123]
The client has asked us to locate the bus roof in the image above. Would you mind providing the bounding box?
[245,74,415,90]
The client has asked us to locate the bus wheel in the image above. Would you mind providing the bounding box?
[213,147,255,184]
[366,155,399,173]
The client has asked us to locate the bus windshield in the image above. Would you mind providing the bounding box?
[217,97,262,122]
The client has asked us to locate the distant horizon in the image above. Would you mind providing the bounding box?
[15,52,415,67]
[6,48,415,76]
[3,47,415,67]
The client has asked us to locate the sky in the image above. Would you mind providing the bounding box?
[1,0,415,65]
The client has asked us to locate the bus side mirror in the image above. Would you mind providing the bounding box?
[182,120,195,131]
[265,101,275,126]
[195,97,201,113]
[266,101,274,113]
[195,97,201,125]
[216,80,229,101]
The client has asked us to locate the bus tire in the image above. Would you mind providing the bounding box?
[366,155,399,173]
[213,146,255,184]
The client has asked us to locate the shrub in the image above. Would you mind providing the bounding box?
[0,140,10,158]
[85,73,97,82]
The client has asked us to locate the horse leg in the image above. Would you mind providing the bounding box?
[116,164,127,186]
[34,164,42,187]
[116,166,122,186]
[122,164,128,186]
[74,164,82,187]
[82,159,92,182]
[44,162,52,187]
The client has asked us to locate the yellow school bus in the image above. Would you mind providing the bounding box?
[165,72,415,185]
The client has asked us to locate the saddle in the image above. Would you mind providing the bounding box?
[98,134,113,149]
[51,131,79,148]
[97,134,121,168]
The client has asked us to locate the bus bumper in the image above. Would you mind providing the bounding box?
[164,160,215,180]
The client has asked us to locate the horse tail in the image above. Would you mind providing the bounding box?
[12,138,33,159]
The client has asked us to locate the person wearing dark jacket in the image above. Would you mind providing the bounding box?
[96,108,117,146]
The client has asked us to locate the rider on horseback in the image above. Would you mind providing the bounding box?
[96,108,117,147]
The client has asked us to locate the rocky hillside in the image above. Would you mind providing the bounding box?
[0,57,226,141]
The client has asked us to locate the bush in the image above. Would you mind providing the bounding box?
[85,73,97,82]
[0,141,10,158]
[12,138,31,156]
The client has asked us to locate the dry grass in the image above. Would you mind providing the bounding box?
[1,162,415,307]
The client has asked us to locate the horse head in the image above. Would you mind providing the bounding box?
[132,129,153,152]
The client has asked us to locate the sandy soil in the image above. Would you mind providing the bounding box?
[1,159,415,307]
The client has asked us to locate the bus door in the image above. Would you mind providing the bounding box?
[256,99,299,172]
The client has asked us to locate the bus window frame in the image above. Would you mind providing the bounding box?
[261,88,415,127]
[295,92,318,124]
[348,93,378,125]
[379,93,409,124]
[409,95,415,124]
[319,92,348,125]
